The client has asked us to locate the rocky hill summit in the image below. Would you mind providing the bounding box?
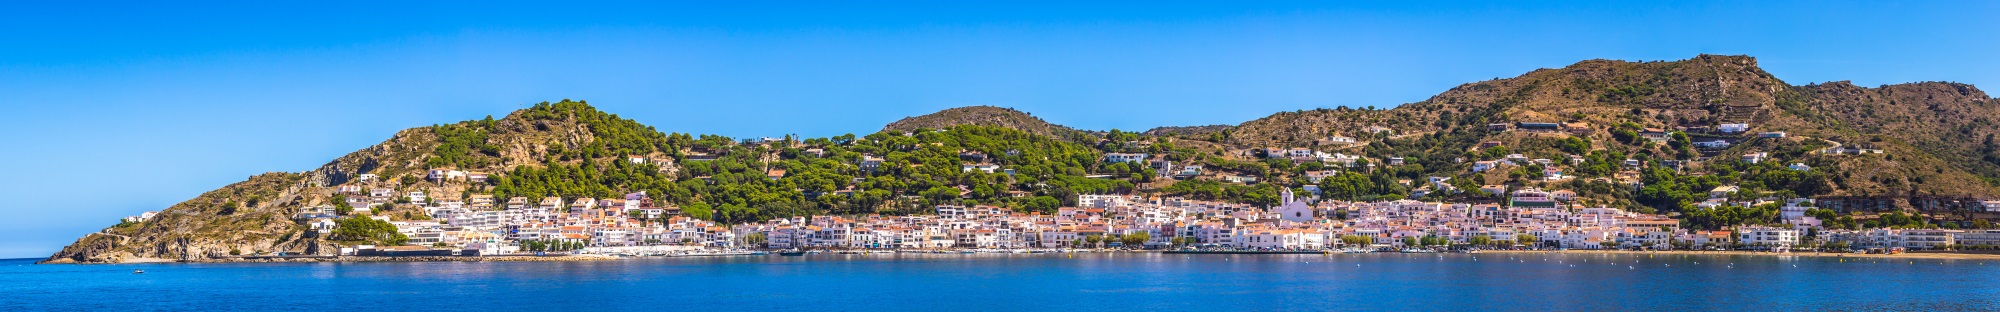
[882,106,1094,142]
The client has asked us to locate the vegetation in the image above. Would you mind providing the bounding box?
[330,217,407,245]
[462,101,1137,223]
[1339,235,1374,246]
[521,239,585,252]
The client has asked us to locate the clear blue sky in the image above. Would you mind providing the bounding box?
[2,1,1994,258]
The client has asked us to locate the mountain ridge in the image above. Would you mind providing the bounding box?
[47,55,2000,263]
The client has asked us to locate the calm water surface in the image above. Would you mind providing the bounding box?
[3,253,1997,311]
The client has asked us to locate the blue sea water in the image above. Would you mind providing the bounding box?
[2,253,1997,311]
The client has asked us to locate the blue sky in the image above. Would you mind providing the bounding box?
[1,1,1994,258]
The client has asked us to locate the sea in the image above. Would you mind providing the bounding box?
[2,253,1997,311]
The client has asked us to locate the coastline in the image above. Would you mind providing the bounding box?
[1481,249,2000,261]
[44,248,2000,264]
[41,254,619,264]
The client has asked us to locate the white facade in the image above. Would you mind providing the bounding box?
[1739,226,1798,251]
[1273,189,1314,223]
[1105,153,1148,164]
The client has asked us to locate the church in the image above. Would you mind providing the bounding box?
[1273,188,1315,224]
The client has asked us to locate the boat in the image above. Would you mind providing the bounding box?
[133,269,144,274]
[777,249,807,256]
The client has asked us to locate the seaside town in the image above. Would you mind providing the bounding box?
[121,171,2000,258]
[88,103,2000,260]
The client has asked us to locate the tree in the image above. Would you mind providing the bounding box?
[331,217,408,245]
[1469,235,1493,247]
[218,201,239,215]
[331,195,353,216]
[744,232,768,248]
[1516,234,1538,247]
[683,202,715,220]
[1123,232,1151,248]
[1340,235,1373,246]
[1559,137,1590,155]
[1084,235,1103,249]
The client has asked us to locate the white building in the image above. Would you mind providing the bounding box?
[1240,229,1324,250]
[1472,161,1498,173]
[1897,229,1957,250]
[1739,226,1798,251]
[1741,152,1768,164]
[1951,230,2000,247]
[1105,153,1148,164]
[1273,189,1314,223]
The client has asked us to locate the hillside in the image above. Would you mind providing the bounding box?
[47,101,1142,263]
[47,55,2000,263]
[1218,55,2000,199]
[882,106,1095,142]
[46,101,655,263]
